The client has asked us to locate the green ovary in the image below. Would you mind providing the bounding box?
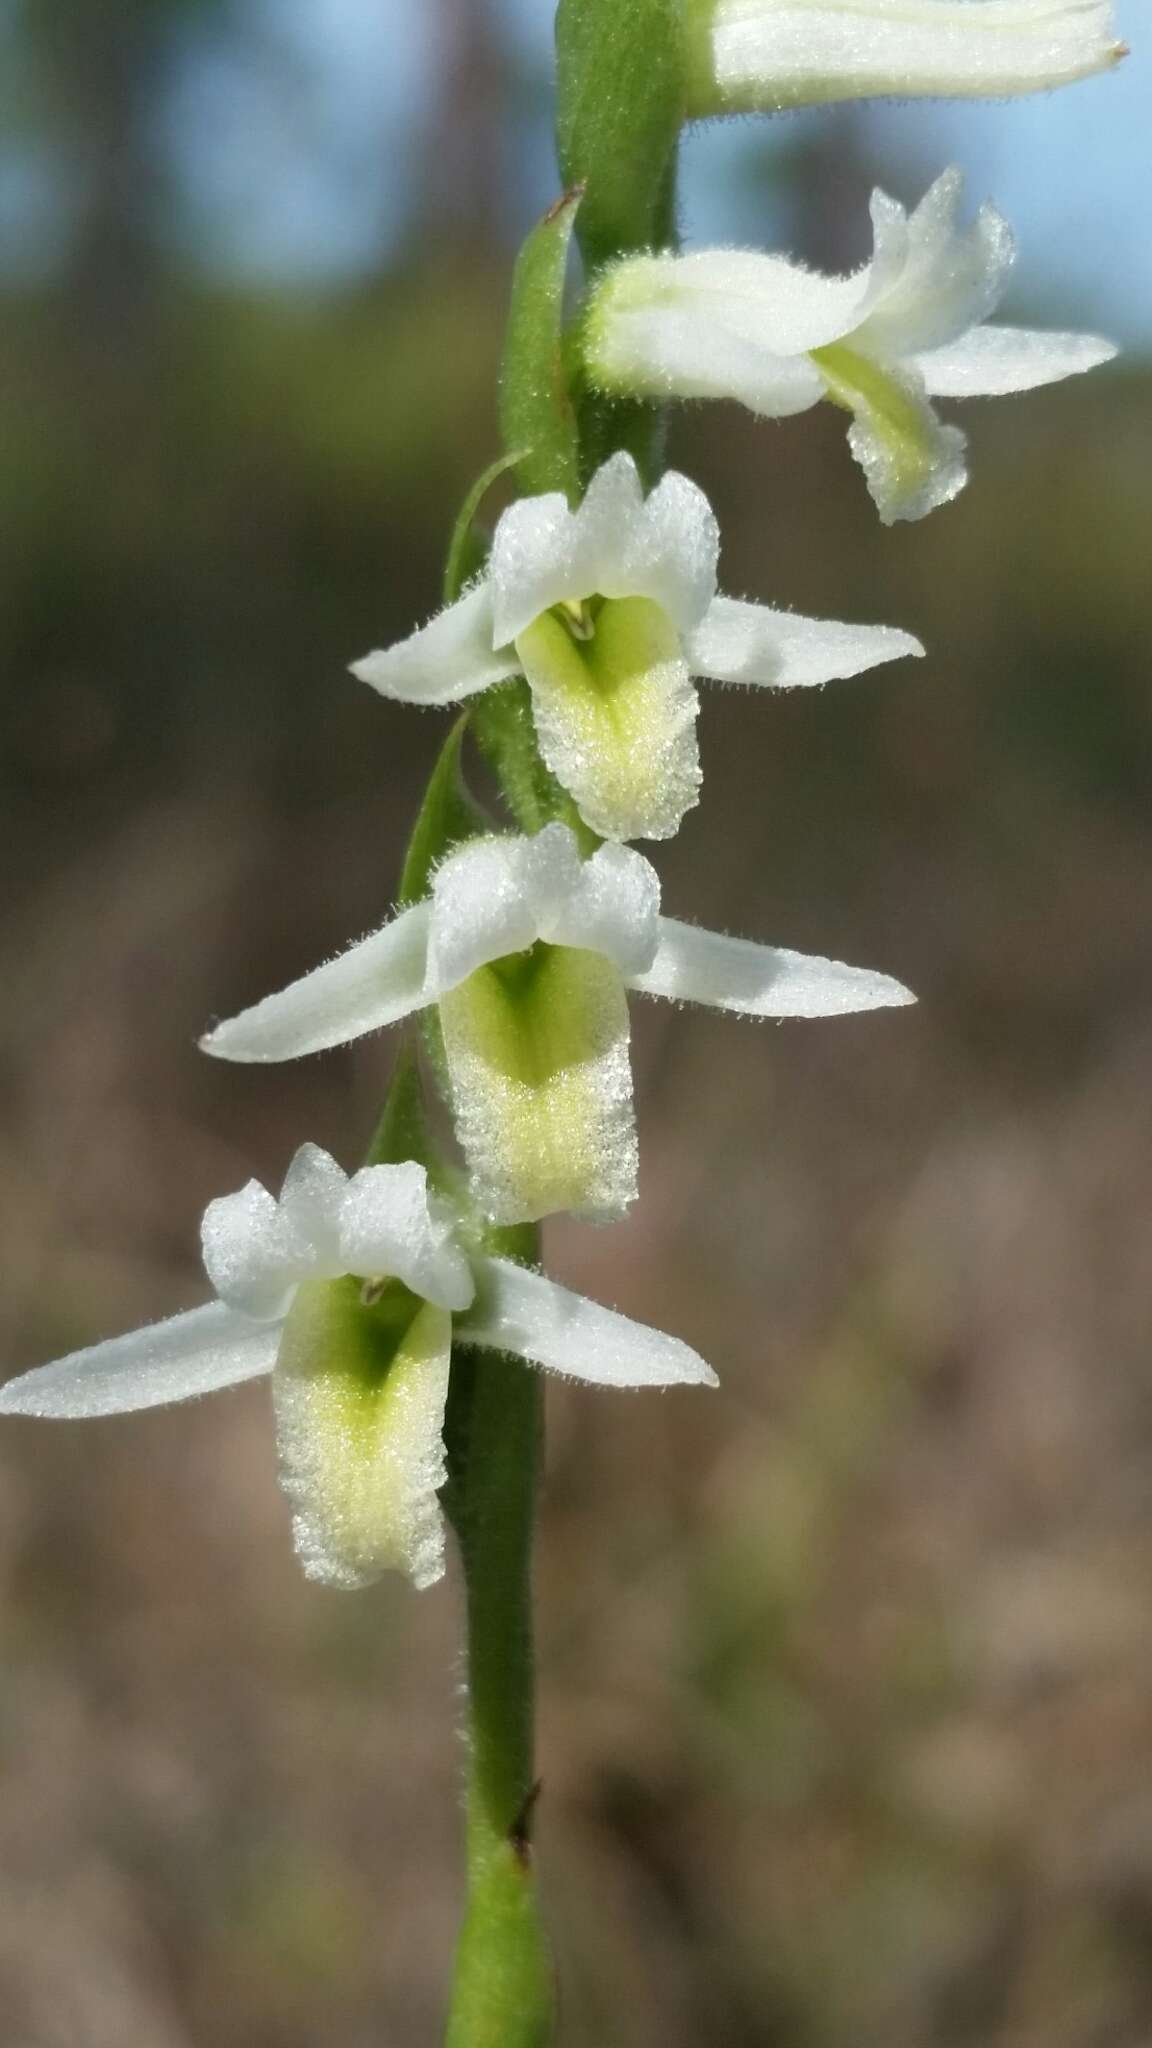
[274,1276,452,1590]
[438,942,638,1224]
[516,595,700,842]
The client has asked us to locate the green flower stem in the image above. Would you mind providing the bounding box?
[442,1276,553,2046]
[556,0,684,483]
[364,4,689,2036]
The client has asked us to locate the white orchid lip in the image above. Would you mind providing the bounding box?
[683,0,1125,116]
[585,169,1117,524]
[0,1142,715,1591]
[199,824,914,1225]
[350,452,922,838]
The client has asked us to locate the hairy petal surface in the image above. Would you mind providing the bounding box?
[689,0,1124,111]
[854,172,1015,357]
[439,942,638,1224]
[630,918,915,1015]
[585,168,1116,521]
[517,597,702,841]
[489,454,718,648]
[201,902,434,1064]
[813,344,968,523]
[461,1256,717,1388]
[0,1302,280,1419]
[351,582,518,707]
[201,1177,303,1320]
[274,1277,452,1591]
[427,828,661,990]
[338,1164,475,1313]
[915,323,1118,396]
[688,595,923,688]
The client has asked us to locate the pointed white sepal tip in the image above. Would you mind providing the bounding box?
[630,919,915,1019]
[0,1303,280,1420]
[461,1256,717,1389]
[200,902,435,1065]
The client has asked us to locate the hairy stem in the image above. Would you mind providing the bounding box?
[442,1254,552,2045]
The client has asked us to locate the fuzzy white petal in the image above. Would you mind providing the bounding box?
[275,1144,350,1269]
[488,457,644,648]
[814,347,968,523]
[338,1164,475,1312]
[275,1281,451,1590]
[428,827,661,990]
[629,917,915,1015]
[856,172,1015,358]
[489,454,719,648]
[0,1302,279,1419]
[548,839,662,974]
[461,1257,717,1388]
[697,0,1124,110]
[201,1179,302,1320]
[439,942,638,1224]
[688,595,924,688]
[201,901,434,1064]
[915,323,1118,397]
[350,582,517,707]
[518,600,702,843]
[606,467,719,631]
[591,250,875,387]
[426,835,556,993]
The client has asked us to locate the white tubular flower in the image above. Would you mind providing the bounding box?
[200,824,914,1225]
[0,1144,714,1591]
[351,452,921,839]
[585,170,1118,523]
[683,0,1124,115]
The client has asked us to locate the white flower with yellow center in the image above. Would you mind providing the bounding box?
[200,824,914,1226]
[585,169,1117,523]
[0,1146,713,1590]
[351,452,921,841]
[683,0,1124,116]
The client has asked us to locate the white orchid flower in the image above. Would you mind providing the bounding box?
[351,452,921,841]
[200,824,914,1226]
[0,1145,714,1590]
[585,169,1117,524]
[684,0,1124,116]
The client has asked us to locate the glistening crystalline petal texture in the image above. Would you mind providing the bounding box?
[439,942,639,1224]
[854,171,1014,358]
[274,1277,452,1591]
[350,581,520,706]
[630,918,915,1014]
[427,827,661,990]
[517,598,702,842]
[338,1164,475,1312]
[460,1257,718,1387]
[200,902,434,1063]
[201,1144,353,1319]
[586,168,1116,523]
[686,596,924,688]
[701,0,1123,107]
[0,1302,280,1418]
[915,323,1118,395]
[489,453,719,647]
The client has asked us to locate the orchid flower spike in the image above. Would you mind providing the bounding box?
[351,453,921,840]
[585,169,1117,524]
[0,1146,714,1590]
[200,825,914,1226]
[684,0,1124,117]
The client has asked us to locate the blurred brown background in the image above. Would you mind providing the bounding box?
[2,4,1151,2044]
